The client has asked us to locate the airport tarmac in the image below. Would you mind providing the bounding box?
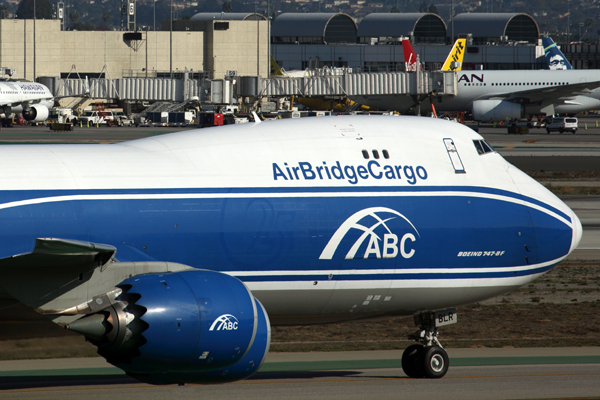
[1,348,600,399]
[0,117,599,399]
[563,196,600,261]
[4,115,600,146]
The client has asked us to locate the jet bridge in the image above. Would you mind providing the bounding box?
[261,71,457,98]
[51,70,457,110]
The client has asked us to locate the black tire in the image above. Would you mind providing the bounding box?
[546,128,550,134]
[402,344,424,378]
[422,346,449,379]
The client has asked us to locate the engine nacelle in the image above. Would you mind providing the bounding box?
[472,100,523,122]
[66,269,271,384]
[133,297,271,385]
[22,104,49,122]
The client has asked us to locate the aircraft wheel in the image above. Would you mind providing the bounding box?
[401,344,425,378]
[422,346,449,379]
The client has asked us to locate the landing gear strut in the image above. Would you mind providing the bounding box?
[401,309,456,379]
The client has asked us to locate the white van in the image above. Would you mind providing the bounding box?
[546,117,578,134]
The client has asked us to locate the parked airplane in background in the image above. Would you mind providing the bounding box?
[357,38,599,121]
[402,40,424,71]
[402,39,466,72]
[441,39,466,71]
[542,37,573,70]
[0,80,54,126]
[356,70,600,121]
[440,69,600,121]
[270,56,369,111]
[0,116,581,384]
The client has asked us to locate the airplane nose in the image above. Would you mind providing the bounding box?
[570,209,583,254]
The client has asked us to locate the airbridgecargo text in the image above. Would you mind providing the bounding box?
[273,161,428,185]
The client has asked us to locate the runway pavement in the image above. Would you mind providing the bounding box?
[1,348,599,399]
[563,196,600,261]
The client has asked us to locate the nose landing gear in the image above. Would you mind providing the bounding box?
[401,309,456,379]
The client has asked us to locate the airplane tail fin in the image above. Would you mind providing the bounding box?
[542,37,573,70]
[402,40,423,71]
[441,39,466,71]
[270,56,286,76]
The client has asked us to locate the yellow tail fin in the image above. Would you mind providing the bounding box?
[270,56,285,76]
[441,39,466,71]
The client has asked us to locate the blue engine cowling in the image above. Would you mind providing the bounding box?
[70,269,271,384]
[133,297,271,385]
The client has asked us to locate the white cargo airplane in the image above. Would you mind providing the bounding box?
[0,80,54,126]
[0,116,581,383]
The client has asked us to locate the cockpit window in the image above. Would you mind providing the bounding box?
[473,140,495,155]
[473,140,484,155]
[482,140,495,153]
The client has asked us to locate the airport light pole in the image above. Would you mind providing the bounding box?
[145,26,149,78]
[255,2,259,76]
[170,0,173,78]
[33,0,36,81]
[267,0,271,78]
[450,0,453,45]
[567,0,570,44]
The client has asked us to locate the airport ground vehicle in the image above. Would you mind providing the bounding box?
[76,110,115,126]
[113,111,133,126]
[545,117,578,134]
[48,108,76,124]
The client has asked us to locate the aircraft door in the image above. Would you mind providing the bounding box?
[443,138,466,173]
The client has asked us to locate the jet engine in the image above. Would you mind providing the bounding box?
[66,269,271,384]
[472,100,523,122]
[22,104,49,122]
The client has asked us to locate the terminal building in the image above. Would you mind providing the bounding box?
[0,15,268,82]
[271,12,546,72]
[0,11,598,109]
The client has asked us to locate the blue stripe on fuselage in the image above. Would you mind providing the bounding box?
[0,186,573,281]
[0,185,570,224]
[235,264,556,282]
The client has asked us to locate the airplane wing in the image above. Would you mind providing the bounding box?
[474,80,600,105]
[0,237,194,320]
[0,238,116,312]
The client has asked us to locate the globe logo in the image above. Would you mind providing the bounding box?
[319,207,419,260]
[209,314,239,331]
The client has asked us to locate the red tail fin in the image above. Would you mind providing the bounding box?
[402,40,423,71]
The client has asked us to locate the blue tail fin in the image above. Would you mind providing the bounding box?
[542,37,573,70]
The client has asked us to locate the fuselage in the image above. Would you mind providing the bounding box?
[0,80,53,112]
[438,70,600,112]
[0,116,581,324]
[353,70,600,115]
